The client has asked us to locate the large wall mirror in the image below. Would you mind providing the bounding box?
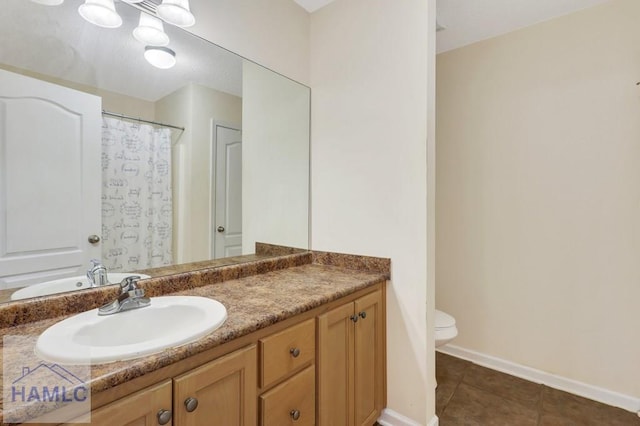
[0,0,310,303]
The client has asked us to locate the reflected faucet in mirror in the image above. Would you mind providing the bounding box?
[9,268,152,302]
[87,259,108,287]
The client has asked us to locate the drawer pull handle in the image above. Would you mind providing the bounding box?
[359,311,367,319]
[184,397,199,412]
[290,347,301,358]
[290,409,301,420]
[350,314,358,323]
[157,409,172,425]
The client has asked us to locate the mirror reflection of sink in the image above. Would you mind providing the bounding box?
[35,296,227,365]
[9,273,152,301]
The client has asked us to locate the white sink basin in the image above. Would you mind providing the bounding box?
[35,296,227,365]
[10,273,151,301]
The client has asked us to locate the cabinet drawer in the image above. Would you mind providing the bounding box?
[260,365,315,426]
[260,318,315,387]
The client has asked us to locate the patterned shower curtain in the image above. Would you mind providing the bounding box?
[101,117,173,272]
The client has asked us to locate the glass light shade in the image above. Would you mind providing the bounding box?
[78,0,122,28]
[156,0,195,28]
[144,46,176,69]
[133,13,170,46]
[31,0,64,5]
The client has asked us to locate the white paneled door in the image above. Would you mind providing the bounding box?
[213,123,242,259]
[0,69,102,289]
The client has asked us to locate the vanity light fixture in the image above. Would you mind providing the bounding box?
[144,46,176,69]
[133,12,170,46]
[156,0,195,28]
[31,0,64,5]
[78,0,123,28]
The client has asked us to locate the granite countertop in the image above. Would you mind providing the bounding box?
[0,250,390,424]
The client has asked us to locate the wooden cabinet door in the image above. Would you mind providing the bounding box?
[354,290,384,426]
[86,379,173,426]
[317,302,355,426]
[173,345,257,426]
[260,365,315,426]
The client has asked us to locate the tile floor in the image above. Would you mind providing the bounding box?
[436,351,640,425]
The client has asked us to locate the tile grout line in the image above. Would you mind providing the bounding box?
[462,363,543,412]
[442,361,472,416]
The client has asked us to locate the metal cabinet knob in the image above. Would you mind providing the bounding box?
[290,409,301,420]
[88,234,101,244]
[290,347,301,358]
[184,397,199,412]
[157,409,172,425]
[217,226,225,233]
[359,311,367,319]
[350,314,358,323]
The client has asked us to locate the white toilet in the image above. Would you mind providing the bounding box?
[435,310,458,347]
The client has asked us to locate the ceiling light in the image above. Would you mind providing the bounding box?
[156,0,195,28]
[31,0,64,5]
[144,46,176,69]
[78,0,122,28]
[133,13,170,46]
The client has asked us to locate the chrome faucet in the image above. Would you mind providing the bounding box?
[87,259,108,287]
[98,276,150,316]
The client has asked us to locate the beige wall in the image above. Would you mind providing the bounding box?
[189,0,310,85]
[100,92,155,122]
[193,0,438,421]
[155,84,242,263]
[310,0,435,423]
[155,86,191,263]
[436,0,640,399]
[426,0,437,419]
[242,61,310,252]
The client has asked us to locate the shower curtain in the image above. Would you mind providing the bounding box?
[101,117,173,272]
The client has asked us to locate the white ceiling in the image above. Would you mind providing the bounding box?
[294,0,336,13]
[295,0,615,55]
[436,0,614,53]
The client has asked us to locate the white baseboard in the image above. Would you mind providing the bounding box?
[377,408,436,426]
[438,344,640,414]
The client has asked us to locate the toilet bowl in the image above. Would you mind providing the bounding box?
[435,310,457,347]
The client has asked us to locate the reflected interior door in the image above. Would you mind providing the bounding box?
[0,69,101,289]
[213,122,242,258]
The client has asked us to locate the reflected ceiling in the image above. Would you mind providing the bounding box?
[0,0,242,100]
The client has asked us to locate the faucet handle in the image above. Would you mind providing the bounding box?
[89,259,102,268]
[99,275,149,316]
[119,275,141,292]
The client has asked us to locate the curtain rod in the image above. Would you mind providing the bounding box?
[102,109,185,132]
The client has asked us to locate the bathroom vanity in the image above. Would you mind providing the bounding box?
[0,248,389,426]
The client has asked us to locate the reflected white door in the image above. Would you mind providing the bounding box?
[0,69,101,289]
[213,123,242,258]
